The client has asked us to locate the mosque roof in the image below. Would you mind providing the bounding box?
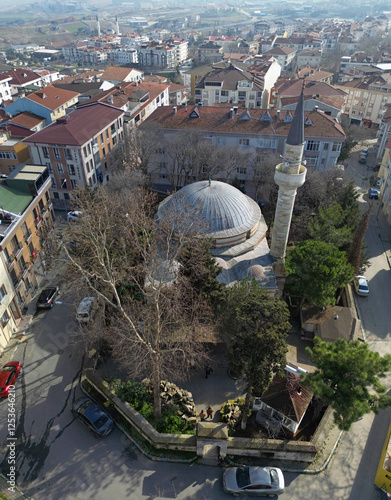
[158,180,261,238]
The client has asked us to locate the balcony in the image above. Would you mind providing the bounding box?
[35,216,42,229]
[6,257,15,270]
[21,265,29,279]
[14,242,23,259]
[24,229,32,243]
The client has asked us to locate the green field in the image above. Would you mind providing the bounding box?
[64,22,87,33]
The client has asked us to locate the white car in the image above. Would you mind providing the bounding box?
[67,211,82,222]
[223,466,285,497]
[354,275,369,297]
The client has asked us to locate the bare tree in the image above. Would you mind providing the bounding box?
[63,187,215,418]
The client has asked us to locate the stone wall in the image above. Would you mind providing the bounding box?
[83,368,330,463]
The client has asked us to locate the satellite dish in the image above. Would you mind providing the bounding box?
[284,162,290,167]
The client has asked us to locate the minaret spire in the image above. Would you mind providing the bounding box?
[270,91,307,259]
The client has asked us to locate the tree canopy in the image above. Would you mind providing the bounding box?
[220,279,290,428]
[285,240,354,307]
[302,338,391,431]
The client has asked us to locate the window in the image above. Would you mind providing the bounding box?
[46,163,53,174]
[237,167,247,174]
[65,149,72,160]
[42,147,49,158]
[100,133,104,143]
[8,165,15,173]
[83,146,87,157]
[239,138,250,146]
[306,140,320,151]
[1,311,9,327]
[53,192,59,199]
[71,179,77,188]
[51,177,57,188]
[106,129,109,139]
[64,193,70,200]
[57,163,64,175]
[332,143,342,152]
[0,285,7,303]
[305,156,318,166]
[61,179,67,190]
[323,143,329,150]
[53,147,61,160]
[258,138,277,149]
[68,165,75,176]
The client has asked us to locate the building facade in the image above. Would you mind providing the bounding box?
[0,165,53,352]
[24,103,125,203]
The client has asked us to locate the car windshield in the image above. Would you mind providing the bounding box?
[1,367,15,372]
[78,400,93,413]
[359,283,369,290]
[236,467,251,488]
[270,469,279,486]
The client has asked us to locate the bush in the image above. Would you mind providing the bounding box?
[156,405,191,434]
[109,378,152,411]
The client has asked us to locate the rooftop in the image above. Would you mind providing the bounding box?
[25,85,80,111]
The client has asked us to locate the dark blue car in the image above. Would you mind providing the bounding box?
[72,397,114,437]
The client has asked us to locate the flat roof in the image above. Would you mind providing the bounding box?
[0,183,32,215]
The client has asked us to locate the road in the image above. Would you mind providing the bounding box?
[1,148,391,499]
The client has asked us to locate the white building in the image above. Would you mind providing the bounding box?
[0,75,12,104]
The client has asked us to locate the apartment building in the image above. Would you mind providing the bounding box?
[24,103,125,203]
[0,164,53,351]
[195,63,281,110]
[0,129,31,176]
[336,74,391,128]
[262,47,297,71]
[0,75,12,104]
[1,69,45,96]
[143,105,346,197]
[100,66,144,85]
[137,39,188,69]
[4,85,80,126]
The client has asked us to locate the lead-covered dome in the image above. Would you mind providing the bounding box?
[157,180,261,240]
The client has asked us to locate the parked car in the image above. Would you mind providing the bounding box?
[76,297,96,323]
[71,397,114,437]
[36,286,60,309]
[223,466,285,497]
[0,362,22,397]
[361,148,368,155]
[376,179,381,187]
[369,188,379,200]
[359,155,367,164]
[354,275,369,297]
[67,211,82,222]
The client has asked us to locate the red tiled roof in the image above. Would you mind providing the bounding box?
[278,78,346,97]
[26,85,80,110]
[5,124,34,138]
[264,46,297,56]
[24,103,124,146]
[1,68,41,85]
[143,105,345,139]
[101,66,142,81]
[297,68,333,81]
[10,112,45,129]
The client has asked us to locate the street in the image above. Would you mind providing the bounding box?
[1,147,391,499]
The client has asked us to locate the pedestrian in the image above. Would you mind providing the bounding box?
[207,405,213,420]
[199,409,206,421]
[205,365,213,379]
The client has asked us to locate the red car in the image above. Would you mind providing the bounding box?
[0,362,22,397]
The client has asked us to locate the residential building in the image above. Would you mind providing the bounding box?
[0,129,31,176]
[198,42,223,64]
[274,78,347,112]
[143,105,346,197]
[195,63,280,110]
[0,164,53,352]
[8,112,45,132]
[137,39,188,69]
[377,104,391,160]
[62,42,89,62]
[79,81,169,128]
[3,85,80,126]
[0,75,12,104]
[336,74,391,128]
[377,136,391,223]
[296,49,322,70]
[169,83,189,106]
[24,103,125,203]
[120,33,149,46]
[1,69,45,95]
[100,66,144,85]
[297,68,333,85]
[262,47,297,71]
[110,47,138,65]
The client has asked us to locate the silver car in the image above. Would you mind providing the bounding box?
[354,275,369,297]
[223,466,285,497]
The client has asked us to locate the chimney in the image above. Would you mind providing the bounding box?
[314,105,319,111]
[173,106,177,115]
[229,107,234,118]
[277,109,281,121]
[108,95,114,103]
[198,102,203,107]
[233,105,238,114]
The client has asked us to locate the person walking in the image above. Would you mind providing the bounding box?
[199,409,206,421]
[205,365,213,379]
[207,406,213,420]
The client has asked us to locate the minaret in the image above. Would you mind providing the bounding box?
[96,16,101,37]
[115,15,120,35]
[270,91,307,259]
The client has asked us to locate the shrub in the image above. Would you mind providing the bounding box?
[109,378,152,411]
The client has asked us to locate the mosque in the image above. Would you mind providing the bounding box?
[156,92,307,294]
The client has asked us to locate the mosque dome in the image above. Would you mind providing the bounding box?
[157,180,261,240]
[248,264,265,280]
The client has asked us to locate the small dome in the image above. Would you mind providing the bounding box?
[158,180,260,234]
[215,257,229,270]
[248,264,265,280]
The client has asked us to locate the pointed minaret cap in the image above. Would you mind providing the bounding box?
[286,91,305,146]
